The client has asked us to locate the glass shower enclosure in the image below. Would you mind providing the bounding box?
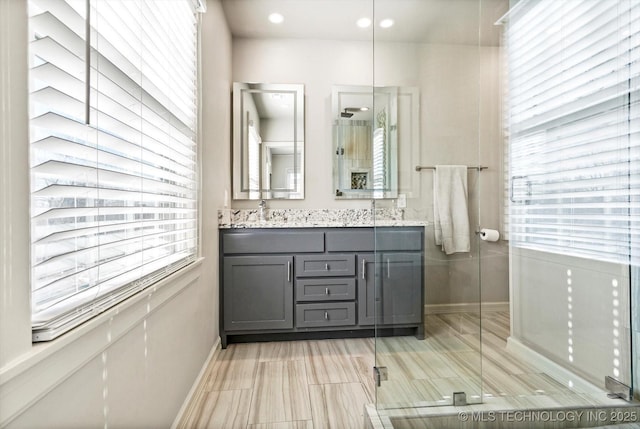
[371,0,491,412]
[370,0,638,424]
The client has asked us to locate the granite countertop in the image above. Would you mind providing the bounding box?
[218,208,427,229]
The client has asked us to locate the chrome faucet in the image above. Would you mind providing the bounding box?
[258,199,267,222]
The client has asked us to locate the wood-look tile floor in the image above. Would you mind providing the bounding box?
[178,312,627,429]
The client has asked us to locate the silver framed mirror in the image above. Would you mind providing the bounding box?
[332,85,398,199]
[232,82,304,200]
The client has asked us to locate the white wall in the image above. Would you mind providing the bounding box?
[200,0,233,343]
[511,247,632,390]
[409,43,507,307]
[0,1,231,427]
[230,37,508,307]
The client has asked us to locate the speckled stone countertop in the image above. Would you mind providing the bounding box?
[218,208,427,228]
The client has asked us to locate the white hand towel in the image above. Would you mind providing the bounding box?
[433,165,470,254]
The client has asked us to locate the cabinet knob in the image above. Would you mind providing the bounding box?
[325,287,330,295]
[324,311,329,320]
[325,263,329,270]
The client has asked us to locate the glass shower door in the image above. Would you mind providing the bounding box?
[371,218,485,410]
[370,0,498,411]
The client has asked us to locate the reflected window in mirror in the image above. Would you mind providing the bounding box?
[332,85,398,199]
[232,83,304,200]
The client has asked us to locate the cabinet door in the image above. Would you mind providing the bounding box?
[357,254,380,326]
[223,256,293,331]
[381,253,422,324]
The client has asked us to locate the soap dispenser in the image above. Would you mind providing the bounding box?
[258,199,267,222]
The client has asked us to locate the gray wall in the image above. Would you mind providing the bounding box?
[0,2,232,427]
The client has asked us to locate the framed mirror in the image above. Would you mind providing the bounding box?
[332,85,398,199]
[232,82,304,200]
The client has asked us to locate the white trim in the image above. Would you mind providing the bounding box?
[505,336,605,395]
[424,301,509,315]
[0,0,32,370]
[0,259,204,428]
[171,337,221,429]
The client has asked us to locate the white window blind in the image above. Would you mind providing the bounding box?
[28,0,198,341]
[248,122,261,199]
[507,0,639,265]
[373,108,386,199]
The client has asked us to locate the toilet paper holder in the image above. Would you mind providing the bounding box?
[475,228,500,242]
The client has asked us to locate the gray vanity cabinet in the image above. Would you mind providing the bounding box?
[358,253,422,326]
[220,227,424,347]
[382,253,423,324]
[223,256,293,332]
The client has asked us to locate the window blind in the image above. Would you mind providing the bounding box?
[28,0,198,341]
[372,126,385,196]
[507,0,639,265]
[248,122,261,199]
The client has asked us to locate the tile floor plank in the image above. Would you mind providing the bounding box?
[258,341,308,362]
[206,343,260,391]
[247,421,313,429]
[248,360,312,424]
[305,340,360,385]
[191,389,252,429]
[309,383,370,429]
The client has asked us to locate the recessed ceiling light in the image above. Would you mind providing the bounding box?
[360,107,369,111]
[356,17,372,28]
[268,13,284,24]
[379,18,394,28]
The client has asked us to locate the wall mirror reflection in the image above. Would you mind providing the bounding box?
[332,85,398,199]
[232,82,304,200]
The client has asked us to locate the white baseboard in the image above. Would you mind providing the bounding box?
[506,336,604,395]
[171,336,221,429]
[424,301,509,315]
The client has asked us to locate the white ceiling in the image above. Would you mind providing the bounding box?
[221,0,508,46]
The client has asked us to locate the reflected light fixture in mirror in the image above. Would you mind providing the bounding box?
[268,12,284,24]
[379,18,394,28]
[357,17,372,28]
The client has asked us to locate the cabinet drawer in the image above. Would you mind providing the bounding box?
[296,278,356,302]
[223,230,324,254]
[326,227,423,251]
[295,254,355,277]
[296,303,356,328]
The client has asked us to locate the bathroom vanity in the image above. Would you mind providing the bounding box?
[219,216,425,348]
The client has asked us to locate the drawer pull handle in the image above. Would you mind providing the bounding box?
[325,287,330,295]
[362,259,366,280]
[287,261,291,282]
[325,263,329,270]
[324,311,329,320]
[387,258,390,279]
